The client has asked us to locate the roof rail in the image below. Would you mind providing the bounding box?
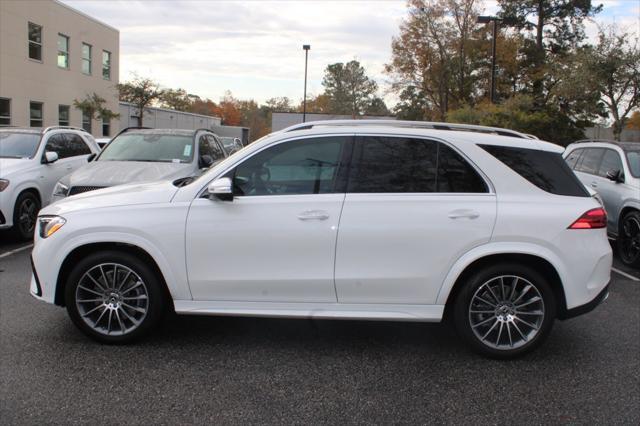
[112,126,152,138]
[573,138,620,144]
[42,125,88,134]
[281,119,538,140]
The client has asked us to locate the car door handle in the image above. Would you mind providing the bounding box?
[448,209,480,220]
[297,210,330,221]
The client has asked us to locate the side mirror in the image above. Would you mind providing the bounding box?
[199,154,214,169]
[43,151,59,164]
[87,153,97,162]
[605,169,623,183]
[207,177,233,201]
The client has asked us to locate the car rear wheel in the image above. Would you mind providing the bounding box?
[64,251,166,343]
[12,191,40,240]
[454,263,556,359]
[618,210,640,268]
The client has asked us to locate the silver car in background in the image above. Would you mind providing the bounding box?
[219,136,243,154]
[564,140,640,267]
[51,128,228,202]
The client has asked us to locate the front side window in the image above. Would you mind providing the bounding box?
[58,105,70,126]
[0,132,40,158]
[57,34,69,68]
[98,133,195,163]
[199,135,225,162]
[30,101,43,127]
[65,134,91,156]
[82,110,91,133]
[28,22,42,61]
[575,148,605,175]
[233,136,346,196]
[624,147,640,178]
[44,134,69,159]
[81,43,92,75]
[598,149,623,177]
[102,50,111,80]
[564,148,583,169]
[0,98,10,126]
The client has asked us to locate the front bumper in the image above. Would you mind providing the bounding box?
[562,283,609,319]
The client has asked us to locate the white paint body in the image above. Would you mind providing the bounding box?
[30,126,612,321]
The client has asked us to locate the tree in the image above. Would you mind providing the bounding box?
[575,28,640,140]
[160,88,192,111]
[73,93,119,123]
[365,97,390,116]
[322,60,378,117]
[117,76,164,126]
[264,97,293,112]
[188,98,218,116]
[300,94,332,114]
[213,91,242,126]
[627,111,640,130]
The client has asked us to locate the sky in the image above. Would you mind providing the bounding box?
[61,0,640,107]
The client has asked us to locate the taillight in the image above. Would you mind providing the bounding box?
[568,208,607,229]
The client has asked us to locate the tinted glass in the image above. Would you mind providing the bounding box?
[45,134,69,159]
[622,145,640,177]
[575,148,604,175]
[65,134,91,156]
[98,133,194,163]
[598,149,623,177]
[349,136,437,193]
[206,135,225,160]
[0,132,40,158]
[564,148,583,169]
[437,144,487,193]
[233,137,345,196]
[480,145,589,197]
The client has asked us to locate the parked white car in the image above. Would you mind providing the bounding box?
[30,120,612,358]
[0,126,99,239]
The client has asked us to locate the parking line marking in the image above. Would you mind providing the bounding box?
[0,244,33,259]
[612,267,640,282]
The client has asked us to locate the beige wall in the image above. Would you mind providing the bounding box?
[0,0,119,137]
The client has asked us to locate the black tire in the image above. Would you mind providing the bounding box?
[11,191,40,241]
[453,263,556,359]
[64,250,166,344]
[617,210,640,269]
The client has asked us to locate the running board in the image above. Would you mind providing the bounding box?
[173,300,444,322]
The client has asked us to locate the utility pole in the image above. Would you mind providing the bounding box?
[302,44,310,123]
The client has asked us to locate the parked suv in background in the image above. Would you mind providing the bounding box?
[219,136,243,154]
[31,120,611,358]
[51,128,228,202]
[0,126,99,240]
[564,140,640,267]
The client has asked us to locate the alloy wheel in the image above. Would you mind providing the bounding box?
[75,263,149,336]
[17,198,38,236]
[468,275,545,350]
[620,215,640,264]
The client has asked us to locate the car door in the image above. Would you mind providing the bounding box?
[38,134,77,205]
[334,135,496,305]
[594,149,626,230]
[573,148,605,190]
[185,135,351,302]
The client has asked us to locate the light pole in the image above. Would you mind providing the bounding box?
[302,44,310,123]
[477,16,500,104]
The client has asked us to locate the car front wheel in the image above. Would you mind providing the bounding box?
[454,263,556,359]
[12,191,40,240]
[64,251,166,343]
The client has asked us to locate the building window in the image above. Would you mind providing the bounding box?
[30,102,43,127]
[57,34,69,69]
[28,22,42,61]
[82,110,92,133]
[0,98,10,126]
[102,50,111,80]
[102,117,110,137]
[59,105,70,126]
[82,43,92,75]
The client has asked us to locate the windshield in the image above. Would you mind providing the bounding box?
[98,133,194,163]
[0,132,41,159]
[625,148,640,178]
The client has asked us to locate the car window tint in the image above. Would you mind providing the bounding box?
[575,148,605,175]
[205,135,226,160]
[480,144,589,197]
[44,134,70,159]
[598,149,623,177]
[437,144,488,193]
[233,136,346,196]
[65,134,92,157]
[564,148,583,169]
[349,136,437,193]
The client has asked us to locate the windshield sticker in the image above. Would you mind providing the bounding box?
[183,145,192,157]
[172,159,181,163]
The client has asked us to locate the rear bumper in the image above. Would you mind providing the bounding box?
[561,283,609,319]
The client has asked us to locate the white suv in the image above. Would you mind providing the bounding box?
[30,120,612,358]
[0,127,100,240]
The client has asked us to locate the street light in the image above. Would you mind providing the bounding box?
[477,15,500,104]
[302,44,310,123]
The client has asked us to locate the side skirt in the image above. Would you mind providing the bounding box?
[173,300,445,322]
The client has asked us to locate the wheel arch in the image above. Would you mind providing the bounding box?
[618,205,639,231]
[54,242,174,311]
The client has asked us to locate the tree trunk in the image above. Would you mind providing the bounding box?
[532,0,545,102]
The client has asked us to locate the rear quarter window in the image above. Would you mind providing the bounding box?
[480,145,589,197]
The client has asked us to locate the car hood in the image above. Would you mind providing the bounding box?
[62,160,195,187]
[0,158,34,178]
[41,180,180,216]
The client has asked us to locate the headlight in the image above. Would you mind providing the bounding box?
[38,216,66,238]
[0,179,8,192]
[53,182,69,197]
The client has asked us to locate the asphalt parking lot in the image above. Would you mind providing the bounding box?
[1,236,639,425]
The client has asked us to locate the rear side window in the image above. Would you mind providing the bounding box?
[437,144,487,193]
[480,145,589,197]
[575,148,604,175]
